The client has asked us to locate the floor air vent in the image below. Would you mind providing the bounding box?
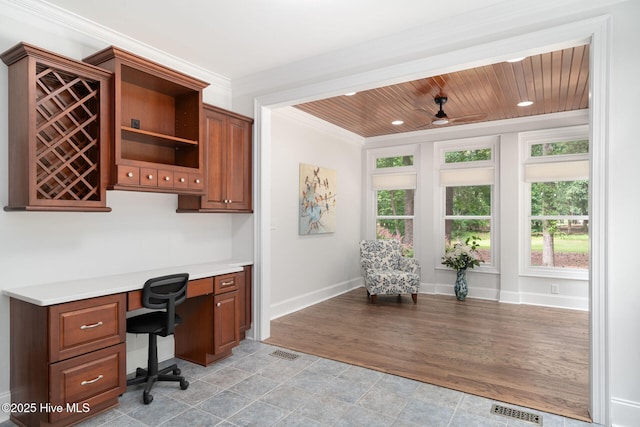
[491,404,542,426]
[269,349,300,361]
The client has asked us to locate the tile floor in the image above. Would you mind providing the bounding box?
[1,340,601,427]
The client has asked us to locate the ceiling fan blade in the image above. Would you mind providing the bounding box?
[448,113,487,124]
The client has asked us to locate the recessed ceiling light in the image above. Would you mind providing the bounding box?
[392,120,404,125]
[506,57,526,63]
[517,100,534,107]
[344,92,357,96]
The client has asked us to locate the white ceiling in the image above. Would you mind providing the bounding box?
[43,0,507,80]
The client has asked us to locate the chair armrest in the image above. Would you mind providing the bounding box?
[398,257,420,275]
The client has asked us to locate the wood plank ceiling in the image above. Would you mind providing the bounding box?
[294,44,589,138]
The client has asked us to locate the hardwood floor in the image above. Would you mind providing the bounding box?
[265,288,590,422]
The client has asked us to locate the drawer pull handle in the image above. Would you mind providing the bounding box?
[216,302,221,307]
[80,321,103,330]
[81,375,104,386]
[180,178,185,183]
[195,179,201,184]
[164,176,170,181]
[127,172,134,178]
[221,280,234,287]
[147,174,154,180]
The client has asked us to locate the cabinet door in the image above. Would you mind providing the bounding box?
[213,291,239,355]
[225,117,252,211]
[202,109,227,209]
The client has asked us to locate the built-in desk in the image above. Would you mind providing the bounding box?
[3,260,252,427]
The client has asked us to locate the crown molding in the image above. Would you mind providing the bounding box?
[2,0,232,105]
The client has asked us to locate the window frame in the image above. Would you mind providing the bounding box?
[436,136,499,273]
[520,125,589,279]
[366,145,419,257]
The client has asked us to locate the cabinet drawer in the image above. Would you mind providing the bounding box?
[117,165,140,186]
[187,277,214,298]
[214,273,238,294]
[188,173,204,191]
[49,343,126,423]
[158,169,174,188]
[140,167,158,187]
[173,172,190,190]
[49,294,126,362]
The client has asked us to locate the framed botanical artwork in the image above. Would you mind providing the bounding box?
[299,163,336,234]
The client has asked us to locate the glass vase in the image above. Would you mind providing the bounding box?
[454,269,468,301]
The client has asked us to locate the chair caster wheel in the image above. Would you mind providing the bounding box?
[143,391,153,404]
[180,379,189,390]
[173,368,181,375]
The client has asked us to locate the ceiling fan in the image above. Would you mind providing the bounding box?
[418,95,487,127]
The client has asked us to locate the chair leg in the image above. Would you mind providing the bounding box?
[371,295,377,304]
[127,334,189,404]
[412,293,417,304]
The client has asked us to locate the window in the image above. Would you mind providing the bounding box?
[369,148,417,257]
[376,189,415,257]
[438,138,497,267]
[522,127,589,276]
[376,155,414,168]
[444,148,491,163]
[444,185,491,263]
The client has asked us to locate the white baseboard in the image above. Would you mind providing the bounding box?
[270,277,363,320]
[518,292,588,311]
[612,397,640,427]
[421,282,500,301]
[499,290,522,304]
[423,283,588,310]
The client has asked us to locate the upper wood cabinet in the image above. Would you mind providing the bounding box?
[1,42,112,211]
[178,104,253,212]
[83,46,209,195]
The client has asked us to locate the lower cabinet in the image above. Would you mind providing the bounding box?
[213,289,239,356]
[175,267,251,366]
[9,294,127,427]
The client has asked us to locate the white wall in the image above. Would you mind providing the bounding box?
[269,107,363,318]
[0,1,240,419]
[606,2,640,425]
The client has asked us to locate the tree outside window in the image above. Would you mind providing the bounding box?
[525,137,589,271]
[376,189,414,256]
[441,145,494,265]
[530,180,588,269]
[445,185,491,263]
[374,155,415,257]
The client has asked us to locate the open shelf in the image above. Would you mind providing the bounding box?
[121,126,198,146]
[83,45,209,194]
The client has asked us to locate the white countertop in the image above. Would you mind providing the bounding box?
[2,260,252,306]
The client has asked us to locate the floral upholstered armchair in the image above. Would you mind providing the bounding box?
[359,240,420,304]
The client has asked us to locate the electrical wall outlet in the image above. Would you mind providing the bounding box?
[551,283,560,294]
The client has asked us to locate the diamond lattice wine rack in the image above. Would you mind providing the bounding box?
[1,42,112,211]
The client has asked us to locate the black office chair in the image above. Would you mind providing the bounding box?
[126,273,190,404]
